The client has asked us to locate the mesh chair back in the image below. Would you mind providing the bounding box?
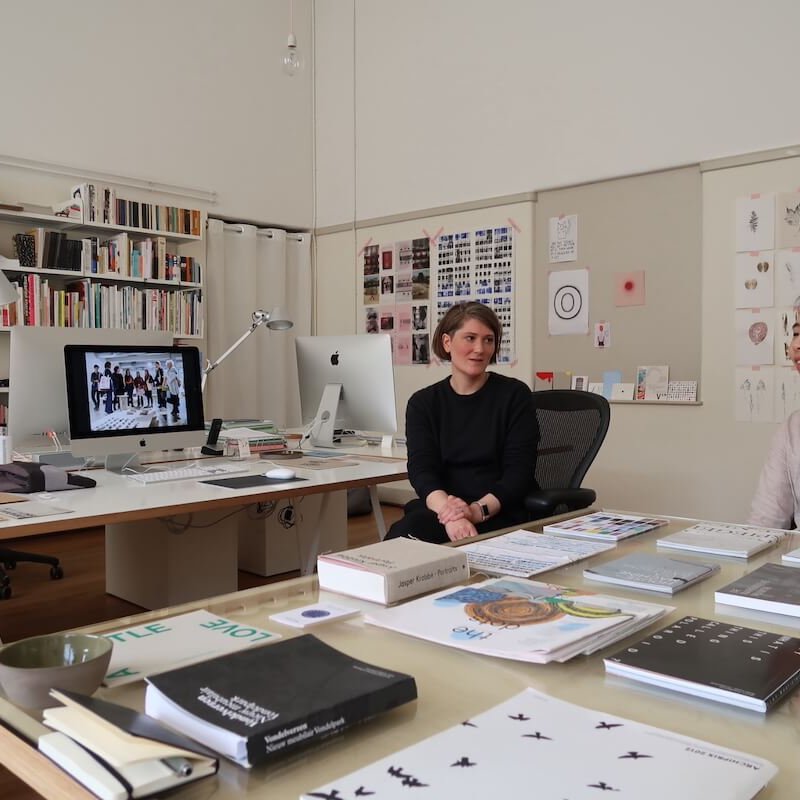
[532,390,610,490]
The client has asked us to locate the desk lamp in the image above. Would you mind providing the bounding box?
[201,307,293,391]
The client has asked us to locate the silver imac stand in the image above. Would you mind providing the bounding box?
[308,383,343,449]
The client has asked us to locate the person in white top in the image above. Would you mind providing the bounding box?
[749,320,800,529]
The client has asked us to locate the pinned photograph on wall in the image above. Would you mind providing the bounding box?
[773,249,800,307]
[396,240,413,271]
[363,243,379,275]
[412,333,430,364]
[363,274,379,305]
[411,304,428,331]
[381,246,393,270]
[548,268,589,335]
[379,308,395,332]
[635,365,669,400]
[735,309,774,366]
[394,333,412,366]
[614,270,646,307]
[775,365,800,422]
[735,193,775,253]
[364,306,379,334]
[570,374,589,390]
[380,273,395,301]
[775,192,800,249]
[396,306,412,333]
[593,320,611,348]
[395,272,413,303]
[735,366,774,423]
[775,307,800,365]
[735,252,773,309]
[548,214,577,263]
[412,267,430,301]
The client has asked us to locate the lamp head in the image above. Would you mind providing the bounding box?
[253,307,293,331]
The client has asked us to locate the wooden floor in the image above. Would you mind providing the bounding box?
[0,504,404,800]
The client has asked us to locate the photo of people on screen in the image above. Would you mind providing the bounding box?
[80,351,188,432]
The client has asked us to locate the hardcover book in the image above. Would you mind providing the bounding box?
[714,562,800,617]
[781,545,800,565]
[144,634,417,767]
[316,537,469,604]
[364,576,671,664]
[41,689,218,800]
[543,511,669,542]
[583,552,719,594]
[302,688,777,799]
[604,615,800,712]
[461,528,615,578]
[657,521,785,558]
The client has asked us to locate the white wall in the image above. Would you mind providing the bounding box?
[0,0,313,228]
[315,0,800,227]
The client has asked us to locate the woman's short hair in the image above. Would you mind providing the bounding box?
[431,301,502,362]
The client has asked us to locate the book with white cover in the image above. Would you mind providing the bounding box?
[461,529,615,578]
[657,521,785,558]
[102,609,280,687]
[301,688,777,800]
[317,537,468,604]
[583,552,719,594]
[364,576,671,664]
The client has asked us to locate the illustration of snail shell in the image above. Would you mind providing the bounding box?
[744,279,758,290]
[749,321,768,345]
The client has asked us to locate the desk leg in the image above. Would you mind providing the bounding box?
[369,485,387,540]
[290,490,348,577]
[105,512,239,610]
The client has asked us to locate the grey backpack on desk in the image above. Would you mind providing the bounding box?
[0,462,96,493]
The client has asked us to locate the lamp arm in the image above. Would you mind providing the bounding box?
[201,320,262,391]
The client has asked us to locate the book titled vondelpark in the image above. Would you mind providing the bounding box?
[317,537,468,604]
[144,634,417,768]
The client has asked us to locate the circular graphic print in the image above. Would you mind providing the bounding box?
[749,321,768,345]
[553,285,582,320]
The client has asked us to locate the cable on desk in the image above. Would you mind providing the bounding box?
[160,506,247,534]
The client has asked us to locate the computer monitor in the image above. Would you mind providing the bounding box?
[295,334,397,448]
[63,344,206,472]
[9,327,173,452]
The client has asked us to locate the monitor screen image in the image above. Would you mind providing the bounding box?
[295,334,397,448]
[64,344,205,472]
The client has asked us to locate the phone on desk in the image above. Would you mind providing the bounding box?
[201,418,224,457]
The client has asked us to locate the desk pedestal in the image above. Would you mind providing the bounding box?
[238,491,348,577]
[105,513,239,610]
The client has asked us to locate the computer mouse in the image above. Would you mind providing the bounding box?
[265,467,297,480]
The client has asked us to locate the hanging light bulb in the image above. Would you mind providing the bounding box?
[281,0,303,77]
[282,32,303,77]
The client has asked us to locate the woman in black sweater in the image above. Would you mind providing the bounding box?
[386,302,538,543]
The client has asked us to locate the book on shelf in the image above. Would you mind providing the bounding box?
[101,608,281,688]
[657,521,785,558]
[302,687,777,800]
[460,528,615,578]
[542,511,670,542]
[781,545,800,565]
[714,562,800,617]
[583,552,719,594]
[316,537,469,604]
[40,689,218,800]
[604,615,800,712]
[144,634,417,768]
[364,576,671,663]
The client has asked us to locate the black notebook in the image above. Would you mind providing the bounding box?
[145,634,417,767]
[714,562,800,617]
[604,615,800,712]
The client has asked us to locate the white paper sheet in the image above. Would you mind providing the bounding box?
[548,268,589,335]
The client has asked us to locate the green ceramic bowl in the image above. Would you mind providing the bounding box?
[0,633,112,709]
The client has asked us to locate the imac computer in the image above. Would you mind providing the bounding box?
[9,327,172,455]
[63,344,205,472]
[295,334,397,448]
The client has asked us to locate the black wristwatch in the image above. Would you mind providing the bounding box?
[473,502,490,521]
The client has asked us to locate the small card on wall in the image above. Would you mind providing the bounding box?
[611,382,634,401]
[570,374,589,390]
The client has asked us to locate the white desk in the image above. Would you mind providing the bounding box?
[1,513,800,799]
[0,447,408,609]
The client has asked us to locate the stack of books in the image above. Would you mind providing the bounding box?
[217,425,286,455]
[364,576,671,664]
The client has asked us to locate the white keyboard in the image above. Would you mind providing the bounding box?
[127,462,250,484]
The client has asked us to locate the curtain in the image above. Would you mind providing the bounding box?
[204,219,311,426]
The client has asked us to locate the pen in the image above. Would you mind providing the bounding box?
[161,756,193,777]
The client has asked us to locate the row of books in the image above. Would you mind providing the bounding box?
[0,274,203,336]
[69,183,202,237]
[14,230,201,284]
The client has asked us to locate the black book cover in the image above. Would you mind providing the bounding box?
[715,562,800,611]
[145,634,417,766]
[605,615,800,710]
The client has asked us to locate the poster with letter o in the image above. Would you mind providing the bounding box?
[548,268,589,336]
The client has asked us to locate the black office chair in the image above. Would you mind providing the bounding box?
[0,548,63,600]
[524,389,611,521]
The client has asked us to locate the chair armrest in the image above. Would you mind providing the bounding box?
[524,488,596,519]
